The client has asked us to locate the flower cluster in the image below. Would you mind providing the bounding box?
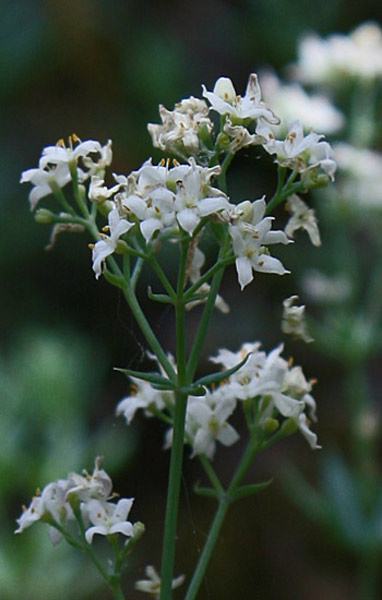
[20,72,336,293]
[20,135,112,210]
[294,22,382,84]
[117,342,320,459]
[15,457,137,546]
[148,97,213,156]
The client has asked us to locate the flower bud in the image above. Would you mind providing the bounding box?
[35,208,55,224]
[213,77,236,103]
[262,417,279,433]
[132,521,146,539]
[215,132,231,152]
[280,417,298,436]
[115,239,129,254]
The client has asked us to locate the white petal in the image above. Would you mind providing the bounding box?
[235,256,253,290]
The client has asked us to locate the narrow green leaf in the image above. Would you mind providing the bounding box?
[114,367,175,388]
[194,352,252,388]
[147,287,175,304]
[180,385,206,396]
[194,484,219,499]
[231,479,272,501]
[103,269,124,288]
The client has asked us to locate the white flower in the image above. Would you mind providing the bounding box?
[148,97,213,154]
[173,159,229,235]
[260,71,344,134]
[257,119,336,180]
[185,391,239,459]
[15,479,74,545]
[116,378,171,424]
[15,494,47,534]
[122,158,228,239]
[334,143,382,209]
[285,195,321,247]
[84,498,134,543]
[135,565,185,598]
[88,175,120,203]
[302,270,351,304]
[221,118,265,152]
[92,207,134,278]
[228,197,291,290]
[202,73,279,124]
[66,456,113,502]
[282,295,314,344]
[122,188,176,242]
[20,162,72,210]
[294,22,382,84]
[40,136,112,180]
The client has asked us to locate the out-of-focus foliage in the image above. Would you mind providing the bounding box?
[2,0,382,599]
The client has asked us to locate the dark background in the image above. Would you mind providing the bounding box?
[1,1,381,599]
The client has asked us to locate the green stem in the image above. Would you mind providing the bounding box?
[198,454,224,494]
[185,496,229,600]
[187,232,230,381]
[185,437,260,600]
[160,241,190,600]
[105,255,176,382]
[149,253,177,299]
[217,152,234,193]
[120,279,177,382]
[131,257,145,291]
[69,162,90,218]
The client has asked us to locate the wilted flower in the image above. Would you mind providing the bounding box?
[282,295,314,343]
[285,194,321,246]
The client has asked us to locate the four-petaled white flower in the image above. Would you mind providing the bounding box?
[202,74,279,124]
[85,498,134,543]
[185,391,239,459]
[228,197,291,290]
[135,565,185,598]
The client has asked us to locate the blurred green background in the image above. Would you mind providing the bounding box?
[1,1,382,599]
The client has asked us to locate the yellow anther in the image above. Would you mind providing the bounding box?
[57,138,65,147]
[172,158,180,166]
[71,133,80,143]
[288,356,294,367]
[102,225,110,233]
[309,378,318,386]
[159,158,166,166]
[22,504,27,512]
[88,243,95,250]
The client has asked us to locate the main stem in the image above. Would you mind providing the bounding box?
[185,437,260,600]
[160,241,189,599]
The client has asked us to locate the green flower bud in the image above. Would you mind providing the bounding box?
[132,521,146,539]
[115,239,129,254]
[280,417,298,437]
[216,132,231,151]
[262,417,279,433]
[35,208,55,224]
